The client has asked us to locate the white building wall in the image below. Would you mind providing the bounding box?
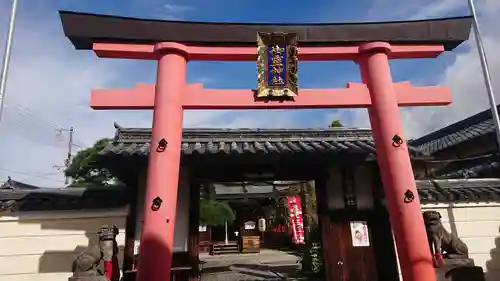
[393,203,500,281]
[0,209,127,281]
[134,166,190,254]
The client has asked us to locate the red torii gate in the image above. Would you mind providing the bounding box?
[94,42,449,281]
[59,11,472,281]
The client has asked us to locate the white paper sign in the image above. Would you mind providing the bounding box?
[350,221,370,247]
[134,241,141,255]
[244,221,256,230]
[199,225,207,232]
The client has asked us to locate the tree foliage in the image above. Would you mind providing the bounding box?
[199,198,236,227]
[198,182,236,226]
[329,120,343,128]
[66,140,236,226]
[65,138,115,186]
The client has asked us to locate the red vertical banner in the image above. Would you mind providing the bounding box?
[287,196,298,243]
[287,196,305,244]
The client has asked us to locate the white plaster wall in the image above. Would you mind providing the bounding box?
[0,209,127,281]
[134,166,190,253]
[393,203,500,281]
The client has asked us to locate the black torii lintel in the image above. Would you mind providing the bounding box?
[58,10,473,51]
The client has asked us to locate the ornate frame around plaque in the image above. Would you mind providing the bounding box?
[257,32,298,98]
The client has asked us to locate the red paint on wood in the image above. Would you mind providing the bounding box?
[135,47,186,281]
[93,42,444,61]
[359,42,436,281]
[90,41,449,281]
[90,82,451,110]
[103,260,113,280]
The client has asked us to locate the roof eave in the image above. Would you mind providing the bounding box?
[410,105,500,154]
[59,11,472,51]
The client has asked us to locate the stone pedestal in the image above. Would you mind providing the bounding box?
[434,259,485,281]
[68,225,119,281]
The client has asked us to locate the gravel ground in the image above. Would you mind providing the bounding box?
[200,249,306,281]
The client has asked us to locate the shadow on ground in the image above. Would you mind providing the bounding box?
[233,263,300,278]
[201,265,232,274]
[200,250,303,281]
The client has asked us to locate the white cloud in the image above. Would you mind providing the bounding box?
[136,0,196,20]
[401,0,500,137]
[0,1,307,186]
[0,1,232,186]
[0,6,147,186]
[332,0,500,139]
[367,0,466,21]
[2,0,498,186]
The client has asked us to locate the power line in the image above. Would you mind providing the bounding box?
[1,105,85,185]
[3,104,87,147]
[421,152,500,164]
[0,167,64,183]
[20,175,65,184]
[17,105,88,147]
[0,167,61,176]
[10,104,64,130]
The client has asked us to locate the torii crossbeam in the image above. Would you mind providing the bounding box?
[90,81,451,110]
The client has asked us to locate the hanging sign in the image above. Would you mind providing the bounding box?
[199,225,207,232]
[257,32,298,98]
[287,196,305,244]
[244,221,256,230]
[350,221,370,247]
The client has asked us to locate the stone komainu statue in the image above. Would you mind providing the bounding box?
[422,211,469,267]
[69,225,119,281]
[0,200,17,212]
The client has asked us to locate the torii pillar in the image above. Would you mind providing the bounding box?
[136,43,187,281]
[90,42,451,281]
[359,42,434,281]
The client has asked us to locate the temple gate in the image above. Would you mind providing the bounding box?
[59,11,472,281]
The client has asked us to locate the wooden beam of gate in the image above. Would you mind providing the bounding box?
[92,43,445,61]
[90,81,451,110]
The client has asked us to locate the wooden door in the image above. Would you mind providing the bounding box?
[322,216,377,281]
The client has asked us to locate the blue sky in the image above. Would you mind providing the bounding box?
[5,0,469,127]
[0,0,498,185]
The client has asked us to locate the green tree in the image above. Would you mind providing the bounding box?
[329,120,343,128]
[65,138,115,186]
[199,198,235,227]
[199,183,236,226]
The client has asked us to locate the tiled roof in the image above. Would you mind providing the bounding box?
[1,178,45,190]
[417,178,500,203]
[2,179,500,212]
[410,106,499,154]
[434,154,500,179]
[99,126,427,158]
[0,185,128,212]
[214,179,500,204]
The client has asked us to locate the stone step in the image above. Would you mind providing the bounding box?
[212,244,240,255]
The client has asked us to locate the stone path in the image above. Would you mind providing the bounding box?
[200,249,303,281]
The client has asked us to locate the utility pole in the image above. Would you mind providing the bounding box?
[468,0,500,147]
[54,126,74,186]
[0,0,19,123]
